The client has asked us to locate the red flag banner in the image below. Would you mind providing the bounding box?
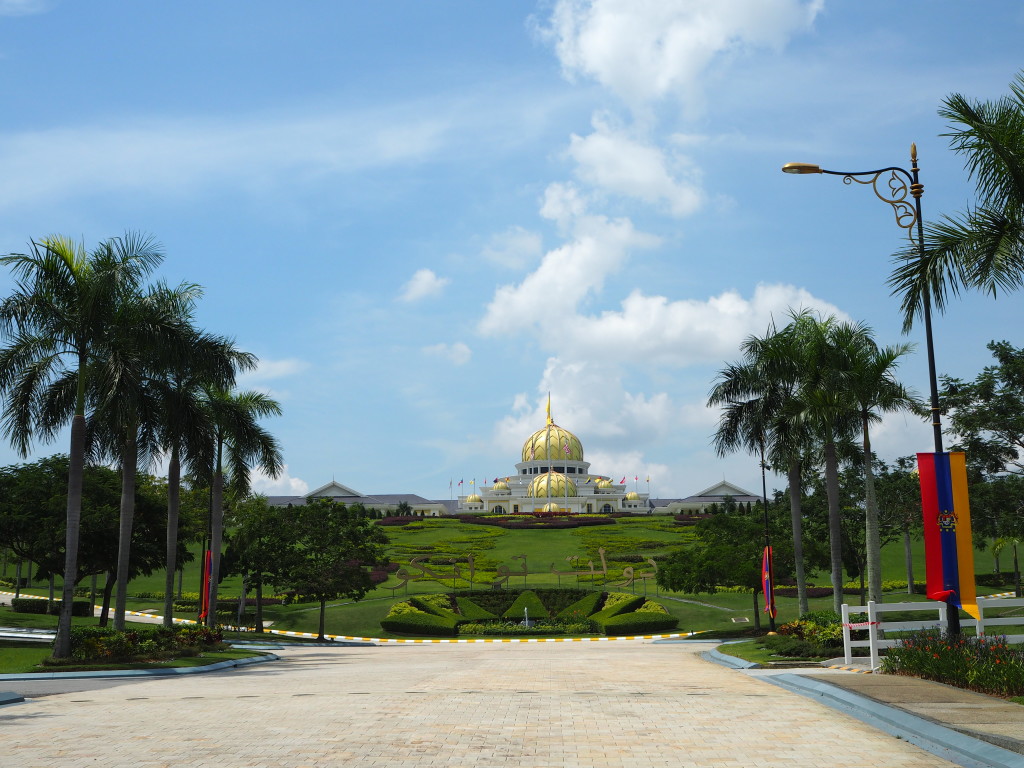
[762,545,777,618]
[917,452,979,620]
[199,549,212,621]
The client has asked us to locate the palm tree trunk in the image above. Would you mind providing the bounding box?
[318,598,327,641]
[750,590,761,631]
[207,451,224,629]
[14,560,21,599]
[53,410,87,659]
[862,413,883,603]
[255,577,264,634]
[787,458,809,616]
[824,439,844,614]
[163,447,181,629]
[113,431,138,632]
[98,570,114,627]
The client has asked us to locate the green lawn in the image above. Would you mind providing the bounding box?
[2,515,1018,641]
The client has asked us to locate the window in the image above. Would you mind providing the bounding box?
[521,469,527,475]
[566,467,575,473]
[554,466,564,473]
[601,504,613,514]
[492,505,505,515]
[587,503,592,513]
[513,504,519,513]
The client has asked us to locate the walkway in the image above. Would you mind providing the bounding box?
[2,641,965,767]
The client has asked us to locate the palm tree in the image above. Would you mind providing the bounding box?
[890,71,1024,329]
[0,233,162,658]
[843,331,919,604]
[157,340,255,628]
[82,283,244,631]
[203,387,283,627]
[709,315,814,618]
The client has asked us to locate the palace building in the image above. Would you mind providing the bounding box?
[267,398,759,516]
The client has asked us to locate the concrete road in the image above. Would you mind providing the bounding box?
[1,640,956,768]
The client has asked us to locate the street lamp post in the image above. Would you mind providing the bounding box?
[782,145,961,634]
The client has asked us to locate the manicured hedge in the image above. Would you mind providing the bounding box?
[588,593,645,624]
[455,597,498,621]
[502,590,549,620]
[597,611,679,636]
[11,598,92,616]
[380,610,458,637]
[409,596,461,622]
[556,591,603,620]
[66,625,224,662]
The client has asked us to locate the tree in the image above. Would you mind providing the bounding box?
[890,71,1024,330]
[842,327,919,603]
[274,499,389,640]
[941,341,1024,476]
[874,457,925,594]
[156,339,254,628]
[203,387,283,627]
[657,510,794,629]
[0,233,163,658]
[223,495,289,633]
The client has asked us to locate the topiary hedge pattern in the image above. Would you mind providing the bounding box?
[381,588,677,637]
[502,590,549,620]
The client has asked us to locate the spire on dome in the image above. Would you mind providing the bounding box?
[546,392,552,426]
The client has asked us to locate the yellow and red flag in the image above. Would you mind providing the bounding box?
[762,545,777,619]
[917,452,978,620]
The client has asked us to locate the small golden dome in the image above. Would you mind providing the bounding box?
[492,480,509,491]
[466,493,483,504]
[527,472,577,498]
[597,479,614,489]
[625,491,640,500]
[542,502,561,513]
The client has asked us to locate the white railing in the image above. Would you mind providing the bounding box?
[977,596,1024,644]
[841,596,1024,671]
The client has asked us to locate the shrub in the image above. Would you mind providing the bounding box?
[758,634,831,659]
[639,600,668,614]
[556,592,603,621]
[11,597,47,614]
[380,610,458,637]
[503,590,549,620]
[409,595,460,621]
[11,598,91,616]
[64,625,224,663]
[589,593,645,623]
[882,630,1024,697]
[598,611,679,636]
[455,597,498,621]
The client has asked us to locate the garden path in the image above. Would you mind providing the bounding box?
[0,640,960,767]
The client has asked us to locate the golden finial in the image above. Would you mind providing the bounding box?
[546,392,552,425]
[911,142,918,164]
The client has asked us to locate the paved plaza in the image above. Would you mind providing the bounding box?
[1,640,963,768]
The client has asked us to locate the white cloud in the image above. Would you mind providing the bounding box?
[479,185,659,336]
[0,108,449,208]
[539,0,823,110]
[0,0,49,16]
[558,283,848,365]
[249,464,309,496]
[568,115,702,216]
[400,268,451,302]
[423,341,472,366]
[481,226,544,269]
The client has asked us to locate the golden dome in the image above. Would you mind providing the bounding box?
[522,423,583,462]
[492,480,509,491]
[466,493,483,504]
[527,472,577,498]
[596,479,614,489]
[625,491,640,500]
[542,502,561,513]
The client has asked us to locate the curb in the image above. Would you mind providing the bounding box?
[0,652,280,682]
[0,691,25,706]
[764,674,1024,768]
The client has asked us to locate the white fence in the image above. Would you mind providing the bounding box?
[842,596,1024,671]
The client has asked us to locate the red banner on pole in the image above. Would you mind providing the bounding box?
[198,549,212,621]
[762,545,776,619]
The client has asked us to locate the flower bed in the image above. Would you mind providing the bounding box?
[882,630,1024,697]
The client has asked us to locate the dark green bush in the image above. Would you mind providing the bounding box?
[758,634,832,658]
[10,598,91,616]
[64,625,225,663]
[597,611,679,636]
[11,597,48,614]
[380,611,458,637]
[409,595,460,621]
[556,591,603,620]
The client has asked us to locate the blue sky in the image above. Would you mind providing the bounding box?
[1,1,1022,500]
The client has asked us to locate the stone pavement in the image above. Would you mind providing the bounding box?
[1,640,965,768]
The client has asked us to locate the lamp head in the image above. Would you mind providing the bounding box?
[781,162,822,174]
